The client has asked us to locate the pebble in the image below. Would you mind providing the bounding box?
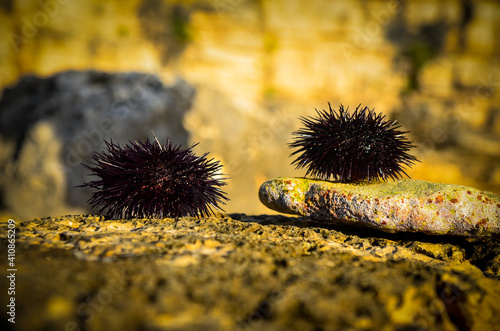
[259,177,500,238]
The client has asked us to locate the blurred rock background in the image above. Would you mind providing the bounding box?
[0,0,499,220]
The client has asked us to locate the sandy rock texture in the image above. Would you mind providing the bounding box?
[0,214,499,330]
[259,178,500,238]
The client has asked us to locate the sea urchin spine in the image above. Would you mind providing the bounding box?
[289,103,419,183]
[81,137,229,219]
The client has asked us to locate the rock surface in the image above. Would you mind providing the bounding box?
[1,215,500,330]
[0,71,195,220]
[259,178,500,238]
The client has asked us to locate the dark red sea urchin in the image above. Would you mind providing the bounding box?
[81,137,229,219]
[289,103,419,183]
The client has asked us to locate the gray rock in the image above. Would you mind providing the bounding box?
[0,70,195,220]
[259,177,500,238]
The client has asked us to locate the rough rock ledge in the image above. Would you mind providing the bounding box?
[259,178,500,238]
[1,215,500,330]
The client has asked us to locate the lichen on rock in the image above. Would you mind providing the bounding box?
[259,177,500,238]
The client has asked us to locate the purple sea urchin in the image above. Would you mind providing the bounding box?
[289,103,419,182]
[81,137,228,218]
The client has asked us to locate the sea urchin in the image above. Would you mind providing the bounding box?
[289,103,419,182]
[81,136,228,219]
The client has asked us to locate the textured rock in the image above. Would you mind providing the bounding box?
[259,178,500,238]
[0,71,195,220]
[1,215,500,331]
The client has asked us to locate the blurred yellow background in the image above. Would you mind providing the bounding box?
[1,0,499,219]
